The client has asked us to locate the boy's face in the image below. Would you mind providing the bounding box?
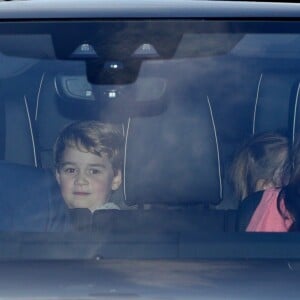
[56,146,122,212]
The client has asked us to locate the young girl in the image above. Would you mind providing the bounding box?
[230,132,292,232]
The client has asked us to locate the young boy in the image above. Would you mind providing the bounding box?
[54,121,123,213]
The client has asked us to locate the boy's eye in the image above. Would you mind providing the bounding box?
[62,167,78,175]
[88,168,102,175]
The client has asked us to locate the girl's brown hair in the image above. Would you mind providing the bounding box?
[231,132,290,200]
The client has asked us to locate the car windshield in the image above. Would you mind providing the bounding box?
[1,3,300,263]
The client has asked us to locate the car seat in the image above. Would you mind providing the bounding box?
[34,62,233,233]
[0,67,43,166]
[34,70,80,169]
[0,161,70,231]
[252,72,297,135]
[92,84,236,234]
[288,80,300,143]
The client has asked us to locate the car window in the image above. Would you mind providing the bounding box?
[3,2,300,299]
[0,2,300,262]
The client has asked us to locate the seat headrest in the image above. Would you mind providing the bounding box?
[253,72,295,135]
[124,93,222,206]
[290,81,300,142]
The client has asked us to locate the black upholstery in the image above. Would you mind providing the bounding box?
[290,80,300,141]
[237,191,263,232]
[5,95,36,166]
[92,209,231,233]
[0,161,70,231]
[34,64,229,233]
[35,72,77,168]
[0,72,41,166]
[125,91,222,206]
[252,72,298,135]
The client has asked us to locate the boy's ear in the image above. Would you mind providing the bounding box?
[111,169,122,191]
[55,169,62,185]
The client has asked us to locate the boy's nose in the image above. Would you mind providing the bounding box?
[74,171,88,185]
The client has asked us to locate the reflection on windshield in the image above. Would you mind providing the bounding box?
[0,20,300,260]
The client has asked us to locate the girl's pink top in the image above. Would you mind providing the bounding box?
[246,188,293,232]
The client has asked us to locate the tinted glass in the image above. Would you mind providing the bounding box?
[0,20,300,259]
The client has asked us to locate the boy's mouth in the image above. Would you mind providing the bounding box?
[73,192,91,196]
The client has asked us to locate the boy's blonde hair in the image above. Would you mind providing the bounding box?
[230,132,290,200]
[54,121,124,173]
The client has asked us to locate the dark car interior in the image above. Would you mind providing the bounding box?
[1,19,300,259]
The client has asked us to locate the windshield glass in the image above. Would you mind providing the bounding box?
[1,19,300,260]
